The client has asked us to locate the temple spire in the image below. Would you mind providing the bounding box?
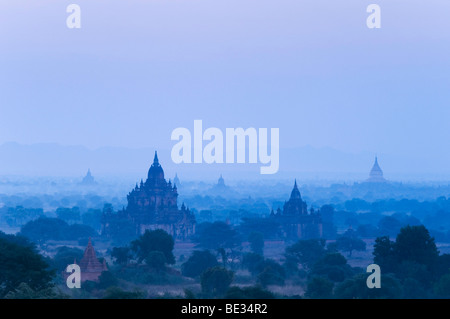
[290,179,301,200]
[154,151,159,165]
[367,156,386,183]
[77,237,108,282]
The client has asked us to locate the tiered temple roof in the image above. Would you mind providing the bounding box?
[271,180,322,239]
[77,238,107,282]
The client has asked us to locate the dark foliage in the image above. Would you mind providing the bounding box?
[181,250,219,278]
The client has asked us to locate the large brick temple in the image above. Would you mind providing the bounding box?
[271,180,323,240]
[102,152,196,240]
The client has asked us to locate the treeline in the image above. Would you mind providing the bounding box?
[1,204,113,245]
[2,223,450,299]
[335,196,450,241]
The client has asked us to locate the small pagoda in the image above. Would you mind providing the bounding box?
[76,238,107,282]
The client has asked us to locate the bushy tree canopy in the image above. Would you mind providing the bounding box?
[181,250,218,278]
[201,267,234,296]
[285,239,327,270]
[20,217,97,244]
[0,236,55,298]
[131,229,175,265]
[195,222,241,250]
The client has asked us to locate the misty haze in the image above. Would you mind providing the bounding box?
[1,0,450,301]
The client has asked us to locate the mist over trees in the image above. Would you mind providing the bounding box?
[2,178,450,299]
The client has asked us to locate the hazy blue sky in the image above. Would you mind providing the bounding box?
[1,1,450,170]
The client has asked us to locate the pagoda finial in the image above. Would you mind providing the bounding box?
[154,151,159,165]
[290,179,301,200]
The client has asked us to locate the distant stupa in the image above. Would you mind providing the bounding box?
[173,173,180,186]
[217,174,225,188]
[80,169,96,186]
[207,174,238,197]
[366,157,387,183]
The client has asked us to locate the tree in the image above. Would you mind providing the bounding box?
[4,283,68,299]
[434,274,450,298]
[433,254,450,278]
[145,251,167,270]
[101,204,137,245]
[131,229,175,265]
[51,246,84,271]
[111,246,132,265]
[396,260,433,289]
[217,247,227,266]
[103,287,146,299]
[373,236,396,273]
[81,208,102,231]
[225,286,275,299]
[0,231,34,249]
[20,217,68,244]
[305,276,334,299]
[356,224,379,238]
[320,205,337,239]
[56,207,81,223]
[310,252,355,283]
[0,237,55,298]
[181,250,218,278]
[20,217,97,244]
[378,216,402,237]
[393,225,439,269]
[374,225,440,288]
[402,278,428,299]
[242,253,265,276]
[239,218,280,240]
[2,206,44,227]
[195,222,241,250]
[201,267,234,296]
[248,231,264,255]
[335,229,366,257]
[257,259,285,287]
[65,223,97,240]
[285,239,327,271]
[334,273,402,299]
[97,271,119,289]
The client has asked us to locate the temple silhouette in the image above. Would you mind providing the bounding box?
[366,156,387,183]
[80,169,97,186]
[207,174,238,197]
[102,152,196,240]
[173,173,181,186]
[71,238,107,282]
[271,180,322,240]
